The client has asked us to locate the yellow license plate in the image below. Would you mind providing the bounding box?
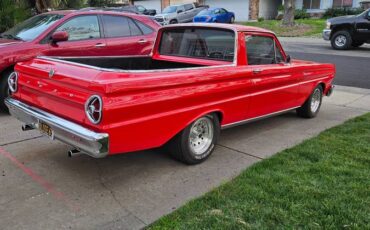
[38,122,53,138]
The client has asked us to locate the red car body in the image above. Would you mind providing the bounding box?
[0,10,160,110]
[6,24,335,163]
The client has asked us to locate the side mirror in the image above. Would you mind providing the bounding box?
[286,54,291,63]
[51,31,69,43]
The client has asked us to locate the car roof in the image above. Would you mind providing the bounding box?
[163,23,274,34]
[42,9,150,19]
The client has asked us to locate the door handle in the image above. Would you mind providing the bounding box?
[253,69,263,74]
[95,43,106,48]
[138,39,147,44]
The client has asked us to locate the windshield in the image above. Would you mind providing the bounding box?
[198,9,213,16]
[358,9,369,17]
[163,6,177,14]
[1,14,64,41]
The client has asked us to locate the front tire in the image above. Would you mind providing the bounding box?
[0,69,14,112]
[331,30,352,50]
[230,16,235,24]
[297,85,323,118]
[168,114,220,165]
[169,19,178,24]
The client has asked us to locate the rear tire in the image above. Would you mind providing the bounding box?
[230,17,235,24]
[168,114,220,165]
[331,30,352,50]
[0,69,14,113]
[297,85,323,118]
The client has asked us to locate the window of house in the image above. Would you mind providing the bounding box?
[246,35,278,65]
[333,0,353,7]
[303,0,321,9]
[56,15,100,41]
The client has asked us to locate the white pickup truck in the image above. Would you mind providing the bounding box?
[155,3,208,25]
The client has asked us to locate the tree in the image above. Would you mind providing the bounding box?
[282,0,295,26]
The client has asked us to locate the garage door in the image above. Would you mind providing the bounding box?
[204,0,249,21]
[134,0,162,14]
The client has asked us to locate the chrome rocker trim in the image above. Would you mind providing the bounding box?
[5,98,109,158]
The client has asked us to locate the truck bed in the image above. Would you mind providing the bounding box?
[57,56,204,71]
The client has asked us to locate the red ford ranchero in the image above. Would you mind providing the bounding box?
[6,23,335,165]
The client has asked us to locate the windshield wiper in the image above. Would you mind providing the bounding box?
[0,34,24,41]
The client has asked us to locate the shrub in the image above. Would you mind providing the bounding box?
[0,0,31,33]
[323,7,364,18]
[294,9,310,19]
[258,17,265,22]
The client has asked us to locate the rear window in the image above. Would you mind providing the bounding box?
[159,28,235,62]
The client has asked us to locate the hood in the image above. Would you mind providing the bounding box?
[328,15,357,23]
[0,39,24,47]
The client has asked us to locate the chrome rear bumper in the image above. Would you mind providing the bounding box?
[5,98,109,158]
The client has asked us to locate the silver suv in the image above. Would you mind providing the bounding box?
[155,4,208,25]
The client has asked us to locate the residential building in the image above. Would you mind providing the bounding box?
[130,0,363,22]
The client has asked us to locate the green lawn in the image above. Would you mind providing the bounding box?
[241,19,326,37]
[149,113,370,229]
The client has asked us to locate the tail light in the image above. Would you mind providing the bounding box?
[85,95,103,124]
[8,72,18,93]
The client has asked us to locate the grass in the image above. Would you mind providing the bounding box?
[148,113,370,229]
[241,19,326,37]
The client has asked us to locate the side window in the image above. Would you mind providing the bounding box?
[135,20,154,35]
[56,15,100,41]
[185,4,194,11]
[102,15,132,37]
[220,9,227,14]
[178,6,185,13]
[128,19,142,36]
[245,35,276,65]
[275,45,285,63]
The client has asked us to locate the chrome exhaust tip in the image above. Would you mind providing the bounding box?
[68,149,82,157]
[22,124,34,131]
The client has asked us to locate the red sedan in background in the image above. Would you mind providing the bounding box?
[0,10,160,111]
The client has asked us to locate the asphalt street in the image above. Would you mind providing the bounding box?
[280,37,370,89]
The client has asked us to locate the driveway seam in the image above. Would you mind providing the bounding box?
[0,136,43,147]
[217,144,264,160]
[95,161,148,226]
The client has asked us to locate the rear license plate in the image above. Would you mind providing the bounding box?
[38,122,53,138]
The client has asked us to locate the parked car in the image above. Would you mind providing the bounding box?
[108,4,157,16]
[6,24,335,165]
[193,8,235,23]
[323,8,370,50]
[0,10,160,112]
[154,3,208,25]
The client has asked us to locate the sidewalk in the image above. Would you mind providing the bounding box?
[0,86,369,229]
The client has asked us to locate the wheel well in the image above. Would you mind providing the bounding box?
[212,111,223,124]
[319,83,326,93]
[330,25,353,39]
[0,66,15,82]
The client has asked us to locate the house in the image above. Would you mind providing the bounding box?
[129,0,363,21]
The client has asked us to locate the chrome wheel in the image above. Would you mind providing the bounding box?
[188,117,214,155]
[310,88,321,113]
[334,35,347,47]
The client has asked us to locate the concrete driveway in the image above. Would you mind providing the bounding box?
[1,86,370,229]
